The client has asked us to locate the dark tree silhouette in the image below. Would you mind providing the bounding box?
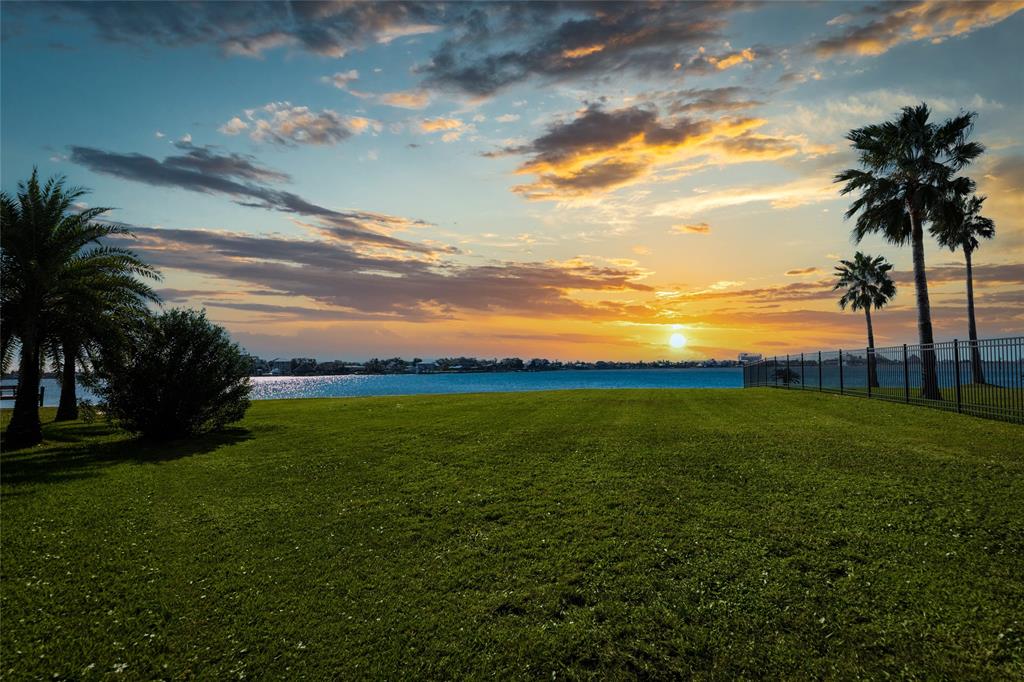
[835,103,982,399]
[833,252,896,388]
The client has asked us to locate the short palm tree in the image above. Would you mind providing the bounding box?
[46,255,160,421]
[835,103,983,399]
[1,170,160,447]
[932,193,995,383]
[833,252,896,388]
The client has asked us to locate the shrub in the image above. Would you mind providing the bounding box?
[96,308,251,440]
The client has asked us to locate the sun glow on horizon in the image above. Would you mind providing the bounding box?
[669,333,687,349]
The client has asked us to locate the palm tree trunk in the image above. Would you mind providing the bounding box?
[55,339,79,421]
[910,210,942,400]
[865,307,878,388]
[5,325,43,448]
[963,247,985,384]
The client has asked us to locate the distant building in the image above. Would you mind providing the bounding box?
[269,358,292,375]
[416,361,437,374]
[738,352,763,364]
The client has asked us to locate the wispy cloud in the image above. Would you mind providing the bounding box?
[651,177,839,217]
[670,223,711,235]
[814,1,1024,58]
[69,142,435,254]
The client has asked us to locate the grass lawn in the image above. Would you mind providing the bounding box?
[2,389,1023,679]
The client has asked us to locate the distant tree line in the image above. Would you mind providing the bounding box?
[245,354,741,376]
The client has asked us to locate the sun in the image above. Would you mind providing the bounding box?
[669,333,687,349]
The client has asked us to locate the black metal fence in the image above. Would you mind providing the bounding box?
[742,336,1024,424]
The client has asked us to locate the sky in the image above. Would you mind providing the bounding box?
[2,1,1022,362]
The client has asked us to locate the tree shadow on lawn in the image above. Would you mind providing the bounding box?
[1,422,252,489]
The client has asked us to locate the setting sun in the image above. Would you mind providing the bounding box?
[669,333,687,349]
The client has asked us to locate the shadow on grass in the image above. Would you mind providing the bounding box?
[1,423,252,489]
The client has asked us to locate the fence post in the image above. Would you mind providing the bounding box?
[953,339,962,413]
[774,356,778,387]
[866,347,872,399]
[903,344,910,403]
[801,353,805,390]
[839,349,844,395]
[39,385,45,408]
[818,351,822,391]
[786,354,790,388]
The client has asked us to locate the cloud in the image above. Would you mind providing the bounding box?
[891,263,1024,287]
[686,46,759,73]
[322,69,432,110]
[115,227,654,322]
[230,102,377,146]
[377,89,432,109]
[814,1,1024,58]
[323,69,360,89]
[418,116,468,142]
[495,114,520,123]
[790,89,1005,139]
[651,176,840,217]
[784,267,822,277]
[659,87,764,115]
[671,223,711,235]
[420,2,744,96]
[218,116,249,135]
[496,103,822,200]
[69,142,435,254]
[419,117,464,133]
[35,1,446,59]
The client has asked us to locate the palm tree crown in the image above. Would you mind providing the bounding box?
[835,103,982,244]
[833,252,896,313]
[932,194,995,255]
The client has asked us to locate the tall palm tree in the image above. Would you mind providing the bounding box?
[833,252,896,388]
[835,103,983,399]
[932,193,995,384]
[1,170,159,447]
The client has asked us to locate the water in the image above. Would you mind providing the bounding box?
[28,368,741,405]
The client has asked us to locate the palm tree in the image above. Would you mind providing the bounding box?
[932,193,995,383]
[47,258,160,421]
[833,252,897,388]
[835,103,983,399]
[1,170,160,447]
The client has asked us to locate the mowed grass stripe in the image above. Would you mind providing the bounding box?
[2,390,1022,679]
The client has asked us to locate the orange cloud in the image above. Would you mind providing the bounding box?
[784,267,822,277]
[707,47,756,70]
[562,44,605,59]
[378,90,432,109]
[671,223,711,234]
[419,117,464,132]
[815,1,1024,58]
[502,104,820,201]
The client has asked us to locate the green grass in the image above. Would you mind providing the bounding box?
[2,390,1023,679]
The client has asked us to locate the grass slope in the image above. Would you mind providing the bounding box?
[2,390,1023,679]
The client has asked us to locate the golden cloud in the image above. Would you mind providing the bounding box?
[671,223,711,234]
[505,105,824,201]
[419,117,464,132]
[815,1,1024,58]
[562,44,605,59]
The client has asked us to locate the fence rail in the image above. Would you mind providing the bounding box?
[742,336,1024,425]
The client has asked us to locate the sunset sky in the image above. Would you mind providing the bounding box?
[2,1,1022,361]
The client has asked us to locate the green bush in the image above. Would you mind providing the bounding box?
[96,308,251,439]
